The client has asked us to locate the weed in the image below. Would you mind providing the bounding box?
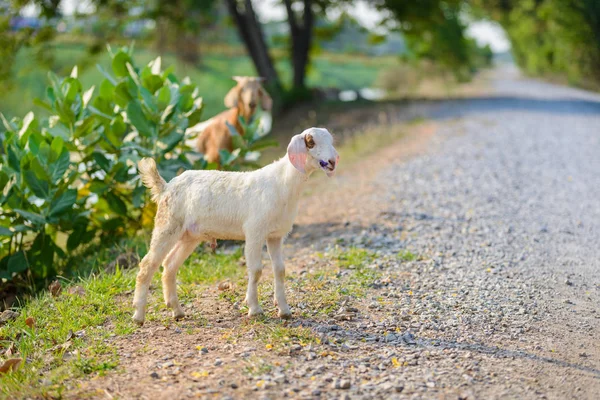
[397,250,418,262]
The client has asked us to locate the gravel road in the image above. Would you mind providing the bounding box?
[77,66,600,399]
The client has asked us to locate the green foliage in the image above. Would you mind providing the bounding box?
[375,0,492,81]
[0,47,272,291]
[477,0,600,87]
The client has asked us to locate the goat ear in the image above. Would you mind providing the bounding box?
[287,134,308,173]
[224,85,240,108]
[259,86,273,111]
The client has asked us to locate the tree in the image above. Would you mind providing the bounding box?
[225,0,282,90]
[283,0,314,90]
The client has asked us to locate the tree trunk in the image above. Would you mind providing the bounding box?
[225,0,281,89]
[284,0,313,90]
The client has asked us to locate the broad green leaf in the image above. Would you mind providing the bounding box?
[105,191,127,215]
[14,209,46,226]
[50,136,64,159]
[157,86,171,110]
[88,105,113,120]
[158,131,184,155]
[112,51,132,77]
[74,116,97,138]
[49,189,77,218]
[7,145,20,173]
[140,87,157,113]
[114,81,133,108]
[112,162,130,183]
[110,116,126,138]
[132,185,146,208]
[92,151,111,172]
[28,131,44,155]
[30,157,49,180]
[99,79,115,100]
[0,227,13,237]
[142,74,164,94]
[24,170,50,199]
[8,251,28,274]
[127,100,154,137]
[51,149,71,184]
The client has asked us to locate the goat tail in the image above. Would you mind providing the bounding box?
[138,158,166,203]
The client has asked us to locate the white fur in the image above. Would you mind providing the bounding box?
[131,127,339,325]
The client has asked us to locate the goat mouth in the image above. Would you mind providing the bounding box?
[321,164,335,177]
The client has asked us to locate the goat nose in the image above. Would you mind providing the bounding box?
[249,102,257,108]
[329,158,336,168]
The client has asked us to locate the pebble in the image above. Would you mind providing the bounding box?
[333,379,351,390]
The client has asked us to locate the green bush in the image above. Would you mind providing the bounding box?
[0,46,274,291]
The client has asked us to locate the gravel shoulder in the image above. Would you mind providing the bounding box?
[73,67,600,400]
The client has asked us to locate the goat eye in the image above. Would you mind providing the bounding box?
[305,135,315,149]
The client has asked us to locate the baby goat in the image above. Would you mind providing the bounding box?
[132,128,339,325]
[189,76,272,165]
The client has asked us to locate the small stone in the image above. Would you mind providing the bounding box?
[0,310,19,326]
[312,389,322,396]
[214,359,223,366]
[231,383,238,389]
[48,280,62,297]
[402,332,416,345]
[384,333,397,343]
[565,279,573,286]
[333,379,351,389]
[201,347,209,354]
[150,372,159,379]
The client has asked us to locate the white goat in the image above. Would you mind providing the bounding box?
[132,127,339,325]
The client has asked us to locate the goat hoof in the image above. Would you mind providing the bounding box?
[132,313,145,326]
[173,310,185,320]
[278,309,292,320]
[247,307,264,318]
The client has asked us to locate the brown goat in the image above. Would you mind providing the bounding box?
[196,76,272,164]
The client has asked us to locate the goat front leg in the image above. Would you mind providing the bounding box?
[244,238,265,317]
[132,225,180,325]
[267,237,291,319]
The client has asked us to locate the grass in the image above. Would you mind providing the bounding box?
[0,242,244,398]
[397,249,418,262]
[0,40,398,120]
[289,247,380,318]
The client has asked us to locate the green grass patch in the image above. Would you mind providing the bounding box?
[397,249,418,262]
[289,247,380,318]
[0,242,245,398]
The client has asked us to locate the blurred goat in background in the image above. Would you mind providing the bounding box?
[187,76,273,165]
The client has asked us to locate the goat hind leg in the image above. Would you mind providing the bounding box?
[267,237,291,319]
[162,239,199,319]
